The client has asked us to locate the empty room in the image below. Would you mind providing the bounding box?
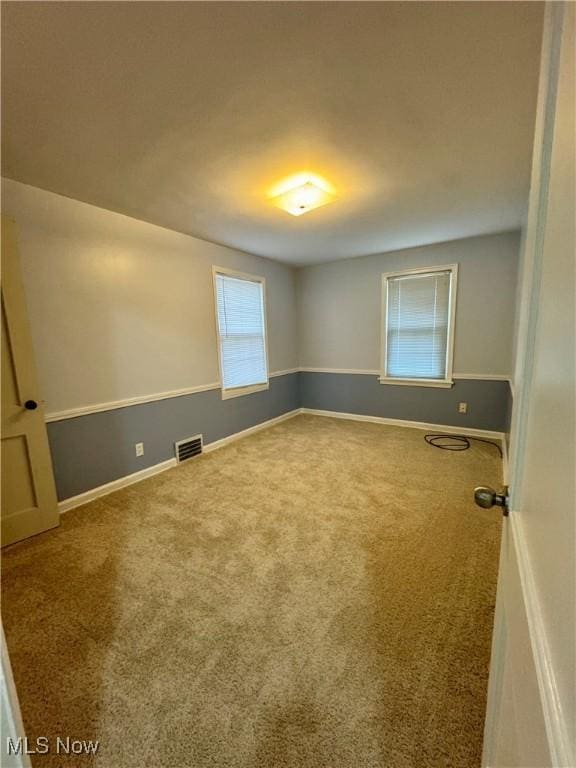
[0,2,574,767]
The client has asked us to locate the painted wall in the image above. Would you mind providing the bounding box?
[297,231,520,376]
[295,231,519,431]
[1,179,298,416]
[49,374,299,500]
[300,373,510,433]
[1,179,300,500]
[2,179,521,501]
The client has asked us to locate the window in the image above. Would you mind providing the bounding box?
[380,265,457,387]
[213,267,269,399]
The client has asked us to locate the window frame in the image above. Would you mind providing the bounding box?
[379,263,458,388]
[212,265,270,400]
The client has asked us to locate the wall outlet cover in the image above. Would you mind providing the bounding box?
[458,402,468,414]
[135,442,144,456]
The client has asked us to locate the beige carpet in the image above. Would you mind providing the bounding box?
[2,415,502,768]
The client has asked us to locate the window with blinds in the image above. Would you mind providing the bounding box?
[214,270,268,396]
[382,266,457,384]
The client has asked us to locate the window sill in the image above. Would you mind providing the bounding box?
[221,382,269,400]
[378,377,454,389]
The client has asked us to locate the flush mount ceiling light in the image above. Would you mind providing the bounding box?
[270,174,336,216]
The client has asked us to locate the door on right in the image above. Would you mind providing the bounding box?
[481,3,575,767]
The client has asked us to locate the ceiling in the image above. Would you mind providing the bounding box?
[2,1,543,266]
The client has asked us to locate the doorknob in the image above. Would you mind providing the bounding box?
[24,400,38,410]
[474,486,509,516]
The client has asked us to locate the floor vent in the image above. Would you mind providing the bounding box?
[175,434,203,463]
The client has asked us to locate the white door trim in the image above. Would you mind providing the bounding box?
[1,625,31,768]
[482,4,574,766]
[507,2,566,510]
[508,513,574,767]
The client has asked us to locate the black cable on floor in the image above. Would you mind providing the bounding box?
[424,433,503,458]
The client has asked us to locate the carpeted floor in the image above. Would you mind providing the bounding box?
[2,415,502,768]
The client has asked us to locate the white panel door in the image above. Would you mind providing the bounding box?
[482,4,575,766]
[1,216,59,546]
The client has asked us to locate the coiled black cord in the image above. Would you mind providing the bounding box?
[424,433,503,458]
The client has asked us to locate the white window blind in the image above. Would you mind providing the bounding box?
[385,270,452,380]
[215,273,268,391]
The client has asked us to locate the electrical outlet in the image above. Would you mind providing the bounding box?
[135,442,144,457]
[458,402,468,414]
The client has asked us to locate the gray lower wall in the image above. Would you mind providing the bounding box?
[48,371,511,501]
[47,373,299,500]
[299,372,511,433]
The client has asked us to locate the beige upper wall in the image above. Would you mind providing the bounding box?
[1,178,520,417]
[297,231,521,376]
[1,179,298,415]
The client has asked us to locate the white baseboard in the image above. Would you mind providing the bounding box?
[58,407,501,514]
[509,513,574,768]
[203,409,300,453]
[300,407,505,440]
[58,409,301,513]
[58,458,177,513]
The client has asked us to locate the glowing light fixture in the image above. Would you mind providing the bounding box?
[270,174,336,216]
